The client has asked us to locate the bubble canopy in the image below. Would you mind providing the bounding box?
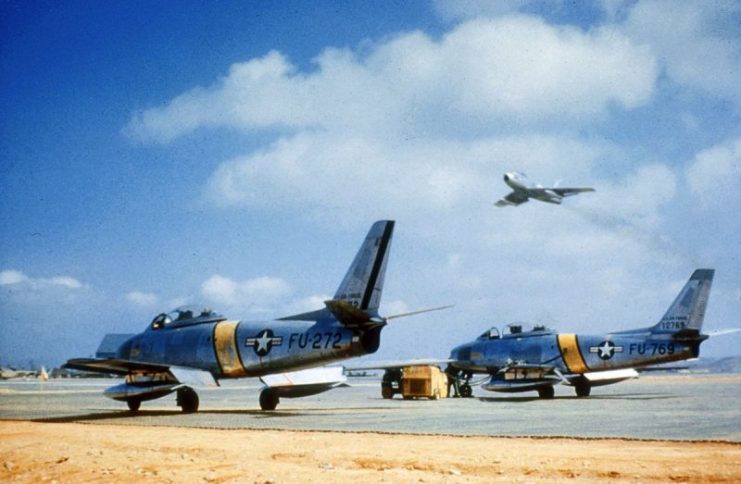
[477,323,554,340]
[149,305,226,329]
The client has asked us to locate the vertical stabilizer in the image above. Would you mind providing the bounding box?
[333,220,395,312]
[651,269,714,334]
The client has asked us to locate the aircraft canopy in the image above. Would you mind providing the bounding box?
[478,323,554,340]
[150,305,226,329]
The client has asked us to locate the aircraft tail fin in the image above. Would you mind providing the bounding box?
[333,220,395,313]
[651,269,714,334]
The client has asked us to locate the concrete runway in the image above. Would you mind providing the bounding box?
[1,374,739,441]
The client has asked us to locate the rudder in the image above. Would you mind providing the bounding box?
[333,220,395,313]
[651,269,714,334]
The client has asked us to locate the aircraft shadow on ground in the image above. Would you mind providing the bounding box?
[476,393,674,403]
[30,405,396,423]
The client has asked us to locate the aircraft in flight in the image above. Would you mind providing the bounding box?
[494,171,594,206]
[65,220,443,412]
[364,269,718,399]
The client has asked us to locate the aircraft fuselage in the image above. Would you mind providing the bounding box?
[118,319,376,379]
[449,330,700,375]
[503,172,562,204]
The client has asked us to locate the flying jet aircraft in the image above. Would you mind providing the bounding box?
[494,171,594,206]
[65,220,442,412]
[360,269,717,399]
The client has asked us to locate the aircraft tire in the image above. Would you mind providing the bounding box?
[575,382,591,397]
[381,385,394,399]
[537,386,555,399]
[459,383,473,398]
[259,389,279,410]
[177,386,199,413]
[127,399,141,412]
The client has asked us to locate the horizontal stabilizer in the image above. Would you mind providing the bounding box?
[260,367,347,399]
[706,328,741,336]
[324,299,382,327]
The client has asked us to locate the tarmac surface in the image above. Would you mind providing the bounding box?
[1,373,740,441]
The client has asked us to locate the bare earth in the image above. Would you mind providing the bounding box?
[1,421,739,483]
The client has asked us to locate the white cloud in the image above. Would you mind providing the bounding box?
[0,270,27,285]
[125,291,159,307]
[621,0,741,105]
[686,137,741,208]
[126,16,657,143]
[201,274,292,313]
[0,270,84,291]
[0,270,88,307]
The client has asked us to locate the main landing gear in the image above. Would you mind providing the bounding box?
[259,388,279,410]
[176,386,199,413]
[537,386,555,399]
[574,381,591,397]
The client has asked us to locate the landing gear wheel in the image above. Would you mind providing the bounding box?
[575,382,591,397]
[259,389,279,410]
[126,399,141,412]
[176,386,199,413]
[381,384,394,399]
[459,383,473,398]
[537,386,555,399]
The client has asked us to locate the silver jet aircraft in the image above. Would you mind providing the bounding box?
[361,269,721,400]
[495,171,594,206]
[446,269,715,398]
[65,221,442,412]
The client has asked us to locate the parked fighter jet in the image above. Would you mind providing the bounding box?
[494,172,594,206]
[446,269,715,398]
[363,269,717,399]
[65,221,442,412]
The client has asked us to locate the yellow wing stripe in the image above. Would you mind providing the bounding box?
[213,321,247,378]
[557,333,589,374]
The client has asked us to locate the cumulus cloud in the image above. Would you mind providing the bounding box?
[621,0,741,105]
[0,270,84,291]
[0,270,27,285]
[0,270,87,307]
[686,137,741,208]
[125,291,159,308]
[125,16,657,143]
[201,274,292,313]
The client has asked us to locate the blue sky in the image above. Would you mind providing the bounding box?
[1,0,739,368]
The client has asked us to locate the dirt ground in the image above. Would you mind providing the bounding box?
[1,421,739,483]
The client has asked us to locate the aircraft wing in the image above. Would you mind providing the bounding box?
[551,187,595,197]
[495,191,529,207]
[64,357,171,375]
[345,359,452,371]
[63,358,218,387]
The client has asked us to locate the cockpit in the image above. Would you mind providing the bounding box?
[150,305,226,330]
[477,323,554,340]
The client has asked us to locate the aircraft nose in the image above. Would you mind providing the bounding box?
[450,343,472,362]
[503,173,510,182]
